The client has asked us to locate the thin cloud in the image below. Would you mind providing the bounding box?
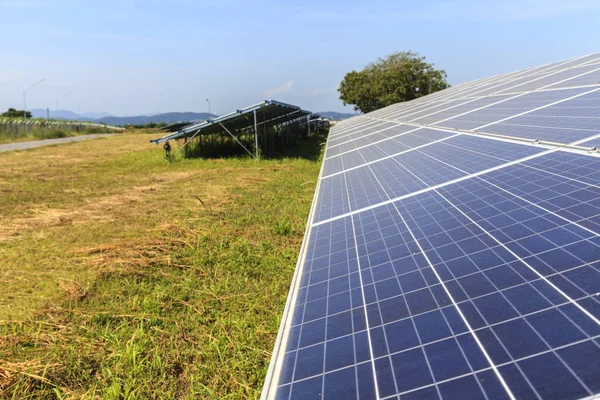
[0,0,46,7]
[305,87,337,96]
[300,1,600,22]
[264,81,294,97]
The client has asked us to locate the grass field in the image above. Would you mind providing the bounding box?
[0,131,324,399]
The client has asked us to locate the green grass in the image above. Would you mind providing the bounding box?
[0,131,324,399]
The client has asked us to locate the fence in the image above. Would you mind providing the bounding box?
[0,118,124,136]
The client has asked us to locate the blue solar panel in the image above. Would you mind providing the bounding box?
[322,155,343,177]
[263,54,600,400]
[415,95,514,125]
[403,99,473,122]
[438,88,592,131]
[546,67,600,89]
[481,89,600,144]
[416,135,544,174]
[468,73,561,97]
[328,122,396,147]
[501,64,600,93]
[323,128,455,178]
[479,153,600,233]
[325,124,415,158]
[388,101,449,121]
[531,53,600,75]
[313,173,349,223]
[381,128,453,150]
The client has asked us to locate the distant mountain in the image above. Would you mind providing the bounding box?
[97,112,216,126]
[317,111,357,120]
[28,109,216,126]
[80,111,112,119]
[30,108,95,120]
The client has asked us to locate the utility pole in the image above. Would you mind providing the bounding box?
[206,98,211,115]
[23,78,45,121]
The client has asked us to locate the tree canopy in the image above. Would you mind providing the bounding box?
[1,108,32,119]
[338,51,449,113]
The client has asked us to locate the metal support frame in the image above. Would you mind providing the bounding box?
[254,109,259,159]
[174,128,202,156]
[219,122,257,159]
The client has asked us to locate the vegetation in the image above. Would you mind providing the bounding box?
[0,125,114,144]
[338,51,449,113]
[0,130,323,398]
[1,108,32,119]
[125,122,168,130]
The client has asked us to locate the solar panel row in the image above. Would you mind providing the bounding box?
[262,53,600,400]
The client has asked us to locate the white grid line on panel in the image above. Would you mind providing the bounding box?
[405,150,600,328]
[311,149,556,228]
[324,126,422,160]
[358,159,517,399]
[322,133,461,179]
[326,125,410,156]
[327,122,401,150]
[380,152,600,398]
[342,158,382,399]
[475,87,600,131]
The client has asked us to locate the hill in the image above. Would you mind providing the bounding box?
[30,108,90,120]
[98,112,215,126]
[28,109,216,125]
[317,111,356,120]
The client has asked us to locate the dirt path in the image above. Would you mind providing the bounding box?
[0,134,118,153]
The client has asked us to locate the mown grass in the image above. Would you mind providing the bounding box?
[0,125,115,144]
[0,131,324,399]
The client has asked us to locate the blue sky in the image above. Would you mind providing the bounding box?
[1,0,599,116]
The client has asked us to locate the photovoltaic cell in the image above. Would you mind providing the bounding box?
[467,72,562,97]
[531,53,600,75]
[328,122,396,147]
[323,128,457,178]
[415,95,514,125]
[500,64,600,93]
[403,99,473,122]
[351,126,413,148]
[438,88,591,131]
[480,89,600,144]
[313,174,349,223]
[386,101,451,121]
[546,68,600,89]
[416,135,544,174]
[263,54,600,400]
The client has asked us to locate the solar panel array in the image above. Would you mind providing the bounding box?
[262,53,600,400]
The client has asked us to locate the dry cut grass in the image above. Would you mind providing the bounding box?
[0,131,324,399]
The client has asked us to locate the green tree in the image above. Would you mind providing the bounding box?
[338,51,449,113]
[1,108,32,119]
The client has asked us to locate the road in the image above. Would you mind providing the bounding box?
[0,134,117,153]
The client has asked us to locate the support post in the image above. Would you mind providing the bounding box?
[307,115,311,137]
[254,110,259,159]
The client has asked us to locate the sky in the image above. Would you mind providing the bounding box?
[1,0,599,117]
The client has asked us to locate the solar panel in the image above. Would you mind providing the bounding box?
[262,53,600,400]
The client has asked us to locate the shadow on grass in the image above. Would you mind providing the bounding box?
[267,132,326,162]
[179,131,328,162]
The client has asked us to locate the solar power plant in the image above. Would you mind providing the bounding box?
[261,53,600,400]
